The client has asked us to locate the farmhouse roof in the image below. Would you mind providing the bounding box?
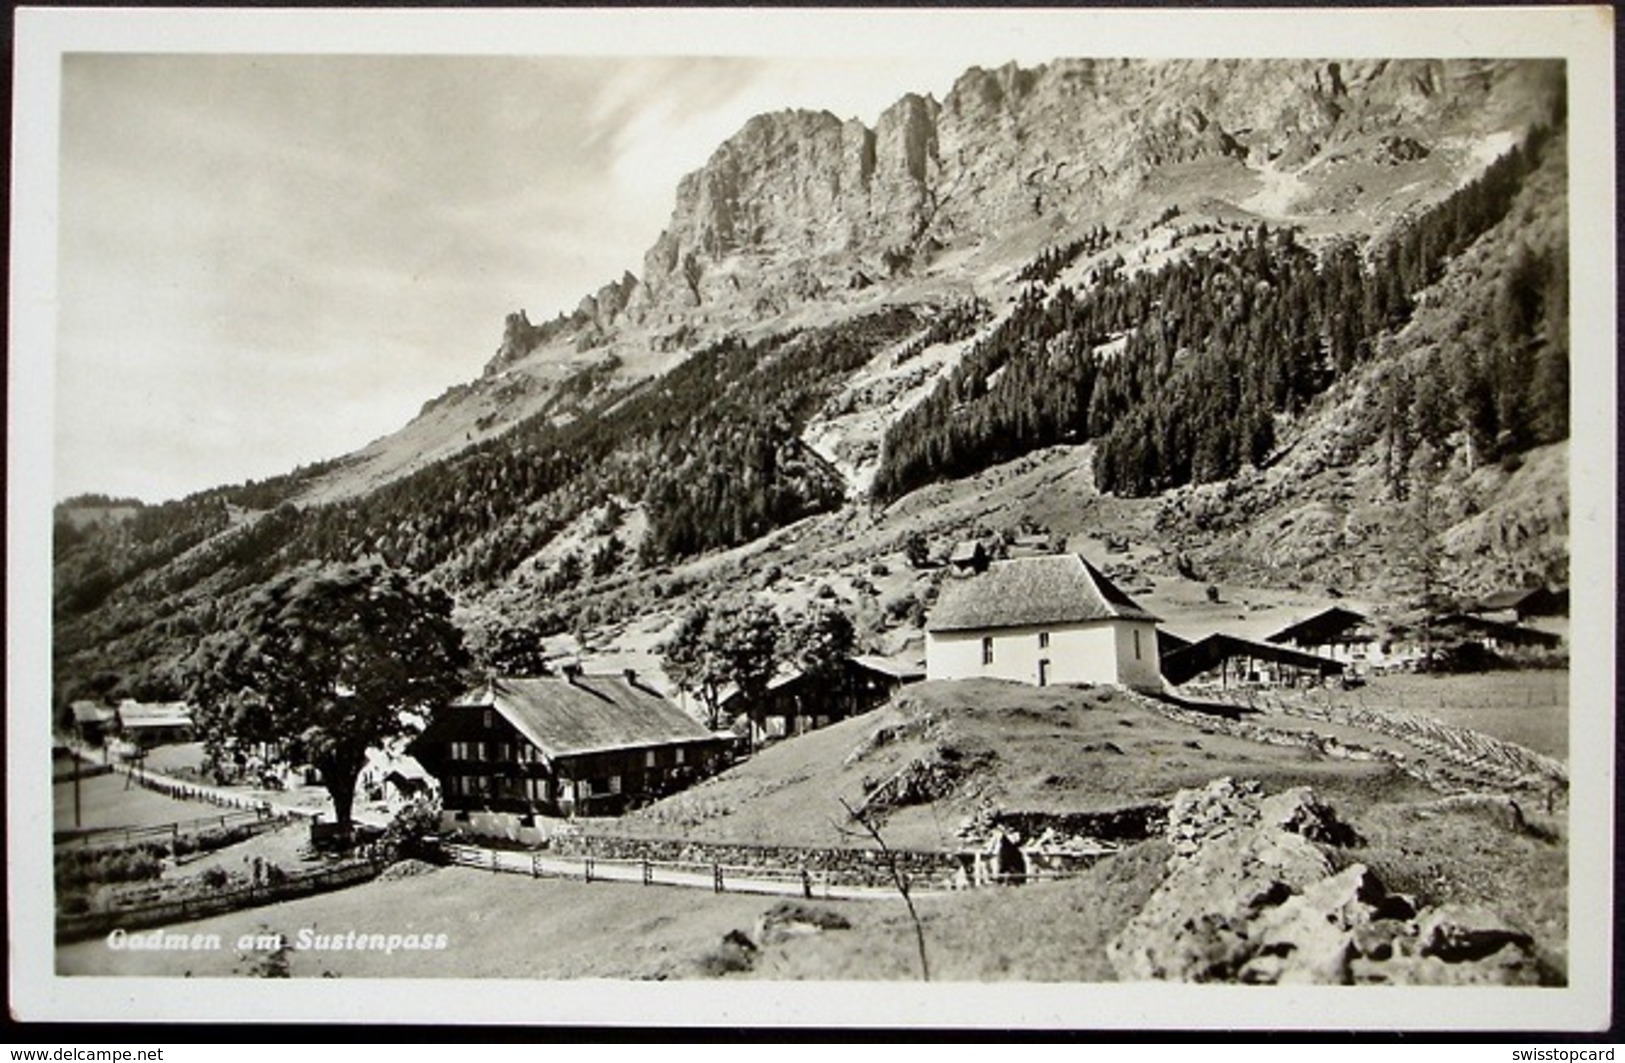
[115,700,194,729]
[1265,607,1370,647]
[459,675,719,759]
[71,701,116,726]
[1467,587,1568,617]
[1156,629,1195,658]
[1161,632,1346,686]
[926,554,1159,633]
[850,654,926,681]
[1430,614,1563,648]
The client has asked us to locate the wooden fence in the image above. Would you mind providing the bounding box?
[54,807,285,850]
[56,855,387,943]
[118,766,308,817]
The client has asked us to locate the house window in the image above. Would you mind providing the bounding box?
[483,708,493,729]
[675,747,686,765]
[645,750,657,768]
[982,637,995,665]
[607,775,622,795]
[473,741,487,762]
[1039,631,1050,649]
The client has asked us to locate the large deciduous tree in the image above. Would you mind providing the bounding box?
[660,597,783,731]
[781,602,856,684]
[188,559,469,829]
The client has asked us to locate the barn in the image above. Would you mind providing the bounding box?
[925,554,1162,691]
[1160,632,1346,689]
[113,700,195,749]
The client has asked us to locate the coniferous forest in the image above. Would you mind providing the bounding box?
[53,308,926,639]
[870,119,1567,504]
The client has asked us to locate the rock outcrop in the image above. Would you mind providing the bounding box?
[1107,777,1546,985]
[620,58,1562,329]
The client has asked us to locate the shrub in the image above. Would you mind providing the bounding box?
[58,892,92,916]
[55,844,166,892]
[696,930,757,976]
[382,793,444,862]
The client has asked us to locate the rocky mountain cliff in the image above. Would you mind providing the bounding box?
[510,59,1560,352]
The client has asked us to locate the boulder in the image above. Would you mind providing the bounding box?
[754,901,853,947]
[1259,786,1364,846]
[1110,779,1547,986]
[1237,864,1412,984]
[1415,904,1535,963]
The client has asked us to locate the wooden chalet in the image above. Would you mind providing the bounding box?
[411,672,730,837]
[1430,613,1564,657]
[1261,606,1420,675]
[1464,587,1569,625]
[726,654,926,749]
[948,540,990,575]
[70,701,117,745]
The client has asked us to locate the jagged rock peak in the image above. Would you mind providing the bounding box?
[506,57,1561,359]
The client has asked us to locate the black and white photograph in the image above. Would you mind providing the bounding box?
[8,5,1616,1031]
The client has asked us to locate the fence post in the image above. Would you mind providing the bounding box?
[532,853,541,879]
[802,868,812,899]
[490,849,498,874]
[712,863,723,894]
[584,857,593,883]
[642,859,651,887]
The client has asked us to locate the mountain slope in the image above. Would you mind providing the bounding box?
[51,57,1568,707]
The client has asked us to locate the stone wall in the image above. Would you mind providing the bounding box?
[551,832,962,889]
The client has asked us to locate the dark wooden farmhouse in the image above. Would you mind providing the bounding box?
[1464,587,1569,625]
[725,654,925,749]
[70,700,117,745]
[411,672,730,842]
[1429,613,1564,660]
[948,540,990,575]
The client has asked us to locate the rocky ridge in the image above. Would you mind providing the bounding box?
[489,58,1562,371]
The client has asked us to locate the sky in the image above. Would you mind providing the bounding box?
[53,51,1014,505]
[44,8,1604,508]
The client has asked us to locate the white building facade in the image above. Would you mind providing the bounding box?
[924,554,1164,693]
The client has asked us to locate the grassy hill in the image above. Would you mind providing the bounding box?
[597,679,1434,852]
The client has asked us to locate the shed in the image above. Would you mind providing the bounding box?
[1161,633,1346,688]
